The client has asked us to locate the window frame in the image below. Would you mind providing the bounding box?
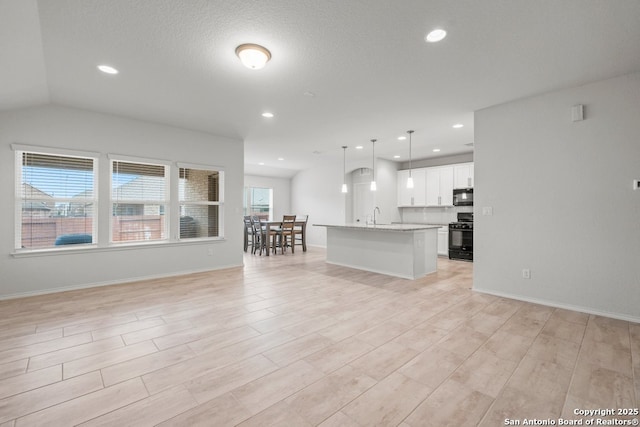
[177,162,225,242]
[13,144,99,253]
[243,186,273,221]
[109,155,171,245]
[12,149,228,256]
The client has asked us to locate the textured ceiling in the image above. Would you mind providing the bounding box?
[2,0,640,177]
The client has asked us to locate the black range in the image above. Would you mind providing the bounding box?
[449,212,473,261]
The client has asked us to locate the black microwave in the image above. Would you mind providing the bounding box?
[453,188,473,206]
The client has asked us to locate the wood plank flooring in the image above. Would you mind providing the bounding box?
[0,248,637,426]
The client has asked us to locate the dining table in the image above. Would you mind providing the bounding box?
[257,219,308,256]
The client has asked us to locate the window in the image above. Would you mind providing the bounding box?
[14,149,225,252]
[243,187,273,220]
[179,167,224,239]
[111,160,169,243]
[16,150,97,250]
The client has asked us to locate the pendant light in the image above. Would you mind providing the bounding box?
[341,146,348,193]
[370,139,377,191]
[406,130,414,189]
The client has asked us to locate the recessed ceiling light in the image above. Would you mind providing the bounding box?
[433,148,441,152]
[258,162,265,165]
[355,145,363,150]
[398,136,406,141]
[235,44,271,70]
[426,29,447,43]
[277,157,284,161]
[452,123,464,129]
[97,65,118,74]
[393,155,401,159]
[262,112,274,118]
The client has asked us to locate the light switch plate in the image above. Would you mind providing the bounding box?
[571,104,584,122]
[482,206,493,216]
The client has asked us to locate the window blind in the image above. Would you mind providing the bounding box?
[178,167,223,239]
[18,152,96,250]
[112,161,166,202]
[111,160,168,243]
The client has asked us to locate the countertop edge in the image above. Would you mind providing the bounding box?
[313,223,442,232]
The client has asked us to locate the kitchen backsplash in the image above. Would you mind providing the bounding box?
[400,206,474,225]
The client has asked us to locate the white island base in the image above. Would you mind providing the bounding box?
[318,224,440,280]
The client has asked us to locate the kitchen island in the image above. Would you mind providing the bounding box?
[314,223,441,280]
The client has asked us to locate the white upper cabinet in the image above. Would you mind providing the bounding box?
[397,162,471,207]
[440,167,454,205]
[426,166,454,206]
[397,168,426,207]
[454,162,474,188]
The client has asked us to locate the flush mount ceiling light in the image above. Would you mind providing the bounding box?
[406,130,414,189]
[398,136,406,141]
[393,155,401,159]
[97,64,118,74]
[355,145,363,150]
[433,148,441,152]
[236,43,271,70]
[452,123,464,128]
[426,29,447,42]
[261,112,274,118]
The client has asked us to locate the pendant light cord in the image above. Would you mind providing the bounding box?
[371,139,376,181]
[407,130,414,177]
[342,146,347,184]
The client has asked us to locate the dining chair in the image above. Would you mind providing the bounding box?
[293,214,308,251]
[250,217,267,255]
[258,217,280,255]
[243,216,252,252]
[278,215,297,254]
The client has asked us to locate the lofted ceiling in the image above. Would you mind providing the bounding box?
[2,0,640,178]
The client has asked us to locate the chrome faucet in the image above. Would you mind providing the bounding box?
[373,206,380,225]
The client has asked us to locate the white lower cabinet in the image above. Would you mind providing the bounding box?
[437,226,449,256]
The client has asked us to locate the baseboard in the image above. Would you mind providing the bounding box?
[0,263,244,301]
[473,287,640,324]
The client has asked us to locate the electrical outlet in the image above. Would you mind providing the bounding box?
[208,248,214,256]
[522,269,531,279]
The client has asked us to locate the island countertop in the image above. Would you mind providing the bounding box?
[313,223,442,232]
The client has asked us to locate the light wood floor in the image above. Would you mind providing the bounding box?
[0,248,637,426]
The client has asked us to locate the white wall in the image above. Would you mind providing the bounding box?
[474,72,640,322]
[371,158,402,225]
[0,105,244,299]
[291,156,400,247]
[291,157,345,248]
[244,175,291,220]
